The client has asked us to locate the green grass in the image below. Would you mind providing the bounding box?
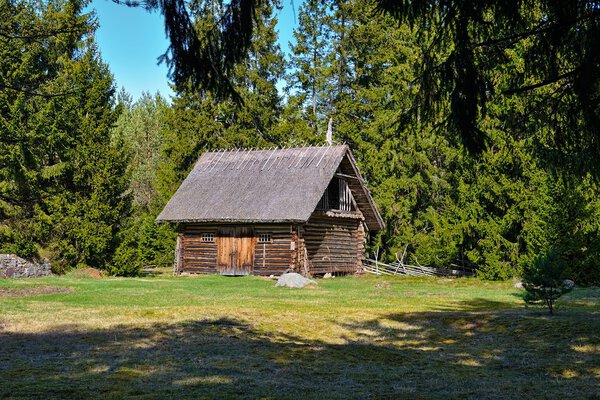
[0,273,598,399]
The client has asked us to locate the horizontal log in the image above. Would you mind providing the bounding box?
[185,239,217,243]
[306,222,358,228]
[304,236,356,241]
[307,247,358,252]
[253,271,289,276]
[309,261,357,266]
[183,247,217,252]
[184,255,216,260]
[181,271,214,275]
[253,266,290,271]
[183,268,217,273]
[184,264,216,269]
[255,252,292,257]
[253,261,291,266]
[307,259,357,264]
[256,248,293,254]
[305,240,357,245]
[305,241,357,246]
[304,227,356,231]
[310,269,356,274]
[304,232,356,240]
[255,259,291,264]
[183,259,217,264]
[183,247,218,254]
[308,258,357,263]
[303,236,355,242]
[184,260,216,265]
[254,242,290,246]
[310,264,356,269]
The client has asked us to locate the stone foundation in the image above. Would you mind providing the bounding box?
[0,254,52,278]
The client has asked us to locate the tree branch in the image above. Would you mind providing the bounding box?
[470,10,600,49]
[503,70,578,95]
[0,24,88,41]
[0,83,81,98]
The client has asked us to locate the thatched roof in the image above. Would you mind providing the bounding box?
[157,145,384,230]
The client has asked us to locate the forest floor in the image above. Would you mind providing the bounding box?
[0,271,598,399]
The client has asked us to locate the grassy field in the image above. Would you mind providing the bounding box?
[0,271,598,399]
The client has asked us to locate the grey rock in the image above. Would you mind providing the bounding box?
[562,279,575,289]
[275,273,317,288]
[514,281,524,289]
[0,254,52,278]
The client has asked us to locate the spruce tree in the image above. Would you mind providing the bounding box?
[286,0,335,135]
[0,0,130,272]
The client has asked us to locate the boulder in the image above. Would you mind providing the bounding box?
[562,279,575,289]
[275,273,317,288]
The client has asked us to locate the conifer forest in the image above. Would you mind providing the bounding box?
[1,0,599,284]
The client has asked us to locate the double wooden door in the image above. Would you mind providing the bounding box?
[217,226,255,275]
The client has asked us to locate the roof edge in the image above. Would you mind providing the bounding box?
[156,218,308,224]
[343,148,386,231]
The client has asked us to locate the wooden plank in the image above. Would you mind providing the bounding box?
[236,226,254,275]
[217,227,235,275]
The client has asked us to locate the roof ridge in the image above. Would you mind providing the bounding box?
[196,144,348,171]
[207,143,346,153]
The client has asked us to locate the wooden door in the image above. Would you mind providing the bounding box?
[217,226,255,275]
[217,227,235,275]
[235,226,254,275]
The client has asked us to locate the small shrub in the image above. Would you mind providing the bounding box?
[109,235,142,276]
[522,251,573,314]
[0,233,38,260]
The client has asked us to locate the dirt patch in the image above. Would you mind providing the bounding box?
[0,286,73,298]
[375,282,391,289]
[71,267,104,278]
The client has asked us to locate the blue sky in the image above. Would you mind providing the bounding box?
[90,0,301,101]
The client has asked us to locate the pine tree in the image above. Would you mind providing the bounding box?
[285,0,335,135]
[0,0,130,272]
[111,91,169,211]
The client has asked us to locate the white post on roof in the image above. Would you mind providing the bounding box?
[304,145,324,168]
[261,147,277,170]
[294,146,312,168]
[226,148,242,170]
[235,148,250,169]
[209,149,226,171]
[326,118,333,146]
[316,144,332,167]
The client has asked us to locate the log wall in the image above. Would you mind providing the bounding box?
[181,224,218,274]
[179,223,294,276]
[253,224,293,276]
[303,213,363,275]
[179,219,364,276]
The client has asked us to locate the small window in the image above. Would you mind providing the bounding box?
[258,233,272,243]
[201,233,215,242]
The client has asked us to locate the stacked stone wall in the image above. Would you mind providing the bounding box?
[0,254,52,278]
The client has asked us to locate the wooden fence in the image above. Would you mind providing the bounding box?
[363,258,474,277]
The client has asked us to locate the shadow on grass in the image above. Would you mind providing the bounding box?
[0,310,598,399]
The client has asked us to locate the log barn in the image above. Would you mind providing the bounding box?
[157,145,384,276]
